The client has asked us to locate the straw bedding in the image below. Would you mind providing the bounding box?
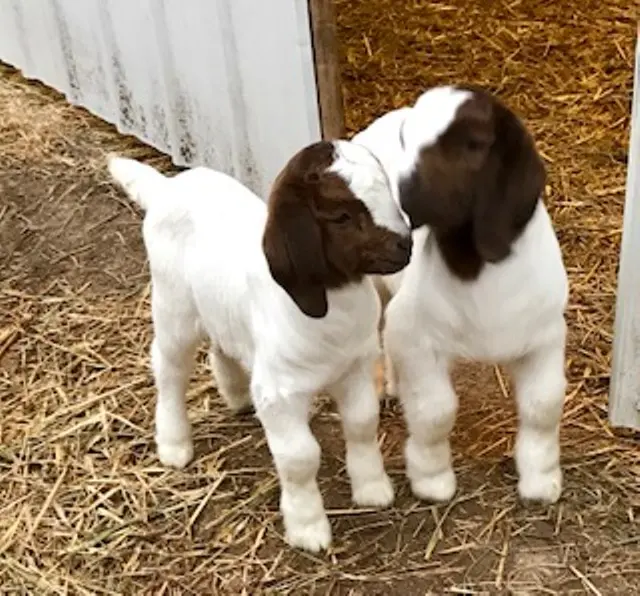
[0,0,638,593]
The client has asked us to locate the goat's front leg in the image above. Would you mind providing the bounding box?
[510,326,567,504]
[329,357,394,508]
[385,312,457,502]
[252,386,330,552]
[400,348,457,502]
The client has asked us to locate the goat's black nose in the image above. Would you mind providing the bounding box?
[397,236,413,252]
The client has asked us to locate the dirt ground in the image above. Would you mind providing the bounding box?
[1,0,639,594]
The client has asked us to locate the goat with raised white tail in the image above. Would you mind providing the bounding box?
[107,140,412,552]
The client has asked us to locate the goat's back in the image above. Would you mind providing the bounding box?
[142,167,266,260]
[140,168,268,366]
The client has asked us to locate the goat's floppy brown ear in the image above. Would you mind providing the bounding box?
[262,196,329,318]
[472,112,546,263]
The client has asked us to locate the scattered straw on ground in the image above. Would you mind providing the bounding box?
[1,0,638,594]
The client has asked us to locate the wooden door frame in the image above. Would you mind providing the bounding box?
[308,0,346,139]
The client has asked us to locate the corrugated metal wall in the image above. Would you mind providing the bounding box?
[0,0,322,198]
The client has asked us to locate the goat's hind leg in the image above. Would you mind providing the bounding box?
[209,347,252,414]
[151,295,202,469]
[383,349,399,397]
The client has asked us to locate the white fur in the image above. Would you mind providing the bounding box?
[397,87,473,180]
[352,86,569,504]
[107,144,408,552]
[330,140,409,235]
[350,106,411,211]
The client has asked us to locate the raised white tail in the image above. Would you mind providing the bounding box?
[107,155,166,211]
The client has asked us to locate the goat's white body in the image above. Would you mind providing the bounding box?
[142,166,380,394]
[352,91,569,504]
[384,203,568,363]
[109,155,398,552]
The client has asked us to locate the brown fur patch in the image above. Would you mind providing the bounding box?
[399,87,546,280]
[262,141,411,318]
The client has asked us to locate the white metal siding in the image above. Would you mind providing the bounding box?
[609,28,640,431]
[0,0,322,198]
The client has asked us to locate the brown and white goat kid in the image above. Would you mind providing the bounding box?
[107,141,412,552]
[352,86,569,505]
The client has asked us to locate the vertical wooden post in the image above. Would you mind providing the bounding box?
[609,24,640,431]
[308,0,345,139]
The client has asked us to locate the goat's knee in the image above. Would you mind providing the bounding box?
[403,390,458,503]
[270,430,330,552]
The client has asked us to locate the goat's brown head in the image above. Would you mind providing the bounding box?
[262,140,412,318]
[397,85,546,280]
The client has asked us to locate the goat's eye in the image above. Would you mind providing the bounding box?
[334,211,352,224]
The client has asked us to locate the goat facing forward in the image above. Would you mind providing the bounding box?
[353,86,569,506]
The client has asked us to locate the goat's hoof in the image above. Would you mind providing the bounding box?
[284,515,332,553]
[157,439,194,469]
[518,467,562,504]
[410,468,456,502]
[352,474,395,508]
